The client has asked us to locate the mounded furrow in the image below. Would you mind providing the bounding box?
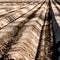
[0,0,58,60]
[52,0,60,12]
[0,3,38,17]
[0,1,45,59]
[0,3,34,16]
[0,2,47,60]
[0,5,26,16]
[43,3,53,60]
[0,1,45,30]
[35,1,54,60]
[0,1,42,16]
[0,3,37,29]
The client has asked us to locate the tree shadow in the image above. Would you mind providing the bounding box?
[50,2,60,60]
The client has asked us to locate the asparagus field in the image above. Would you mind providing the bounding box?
[0,0,60,60]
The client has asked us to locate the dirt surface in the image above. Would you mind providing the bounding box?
[0,0,60,60]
